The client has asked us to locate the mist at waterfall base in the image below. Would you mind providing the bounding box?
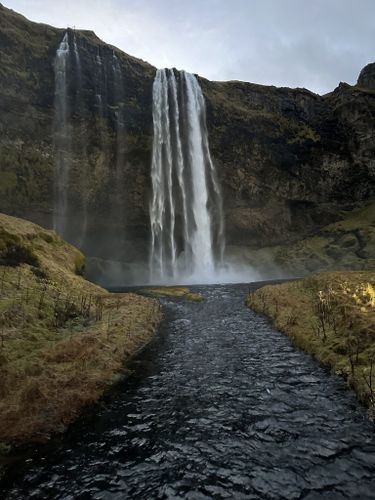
[88,257,262,288]
[52,34,260,287]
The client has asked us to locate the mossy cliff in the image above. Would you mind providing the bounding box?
[0,4,374,279]
[230,200,375,278]
[0,4,155,274]
[201,76,375,250]
[0,213,161,447]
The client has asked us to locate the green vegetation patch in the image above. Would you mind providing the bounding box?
[74,253,86,276]
[141,286,204,302]
[0,229,39,267]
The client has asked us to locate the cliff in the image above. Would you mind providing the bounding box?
[0,4,374,282]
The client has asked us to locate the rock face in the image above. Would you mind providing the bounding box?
[357,63,375,90]
[201,79,375,248]
[0,4,374,282]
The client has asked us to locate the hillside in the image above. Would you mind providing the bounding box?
[0,213,161,447]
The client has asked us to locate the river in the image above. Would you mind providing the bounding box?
[1,284,375,499]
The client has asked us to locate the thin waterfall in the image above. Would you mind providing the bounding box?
[112,53,126,251]
[72,33,88,248]
[72,33,81,76]
[53,32,70,236]
[53,32,88,246]
[113,53,125,184]
[149,68,225,283]
[95,48,105,118]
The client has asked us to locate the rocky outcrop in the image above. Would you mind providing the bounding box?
[0,4,374,282]
[229,201,375,279]
[357,63,375,90]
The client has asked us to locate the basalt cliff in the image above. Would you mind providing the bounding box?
[1,4,374,283]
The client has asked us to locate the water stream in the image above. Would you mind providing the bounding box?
[1,284,374,499]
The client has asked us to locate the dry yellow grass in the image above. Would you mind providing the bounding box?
[247,271,375,417]
[0,214,162,446]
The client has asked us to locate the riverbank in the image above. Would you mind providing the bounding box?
[247,271,375,416]
[0,214,162,449]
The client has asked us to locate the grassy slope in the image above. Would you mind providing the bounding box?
[247,272,375,416]
[0,213,161,446]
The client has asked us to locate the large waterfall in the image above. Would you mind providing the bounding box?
[149,69,225,284]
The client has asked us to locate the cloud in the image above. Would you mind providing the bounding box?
[4,0,375,94]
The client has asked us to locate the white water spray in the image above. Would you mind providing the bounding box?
[53,32,70,236]
[149,69,226,284]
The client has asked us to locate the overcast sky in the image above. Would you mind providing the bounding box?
[4,0,375,94]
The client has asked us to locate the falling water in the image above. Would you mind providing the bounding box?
[72,33,89,248]
[95,48,105,117]
[53,32,88,245]
[53,32,70,236]
[149,68,225,284]
[72,33,81,76]
[113,53,125,181]
[111,53,126,252]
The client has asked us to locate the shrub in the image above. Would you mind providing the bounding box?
[0,230,39,267]
[74,253,86,276]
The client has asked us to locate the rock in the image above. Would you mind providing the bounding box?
[357,63,375,90]
[338,233,358,249]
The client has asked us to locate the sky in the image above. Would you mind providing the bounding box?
[3,0,375,94]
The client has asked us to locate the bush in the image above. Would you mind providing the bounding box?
[0,230,39,267]
[74,253,86,276]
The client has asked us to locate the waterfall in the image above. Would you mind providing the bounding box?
[95,48,105,117]
[72,33,81,76]
[72,33,89,248]
[53,32,88,245]
[113,53,125,181]
[111,53,126,251]
[149,68,225,284]
[53,32,70,236]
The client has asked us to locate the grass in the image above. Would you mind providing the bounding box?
[247,271,375,418]
[0,213,162,447]
[141,286,204,302]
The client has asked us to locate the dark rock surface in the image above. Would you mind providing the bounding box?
[357,63,375,90]
[0,4,374,280]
